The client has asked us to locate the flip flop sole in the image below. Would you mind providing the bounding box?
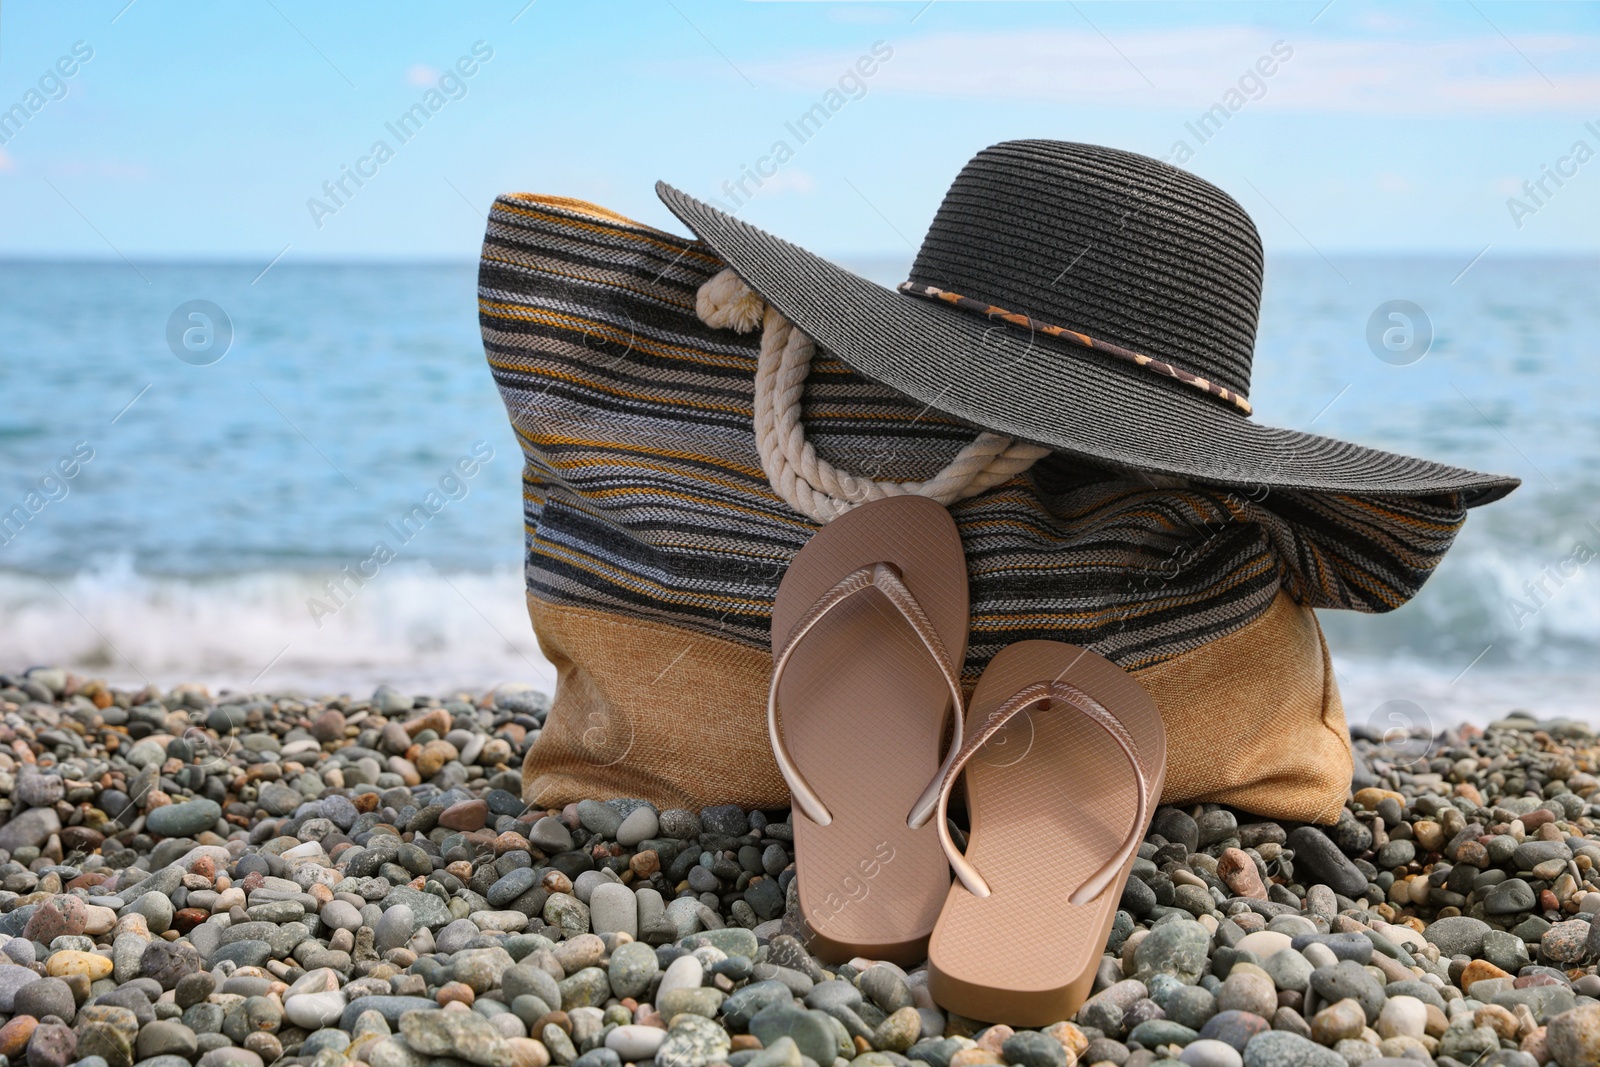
[928,640,1166,1025]
[773,495,968,965]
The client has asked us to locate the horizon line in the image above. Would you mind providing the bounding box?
[0,250,1596,266]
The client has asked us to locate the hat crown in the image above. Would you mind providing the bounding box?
[907,141,1264,401]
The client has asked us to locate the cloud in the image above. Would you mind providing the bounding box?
[750,27,1600,115]
[1377,173,1413,193]
[406,64,441,87]
[0,151,14,174]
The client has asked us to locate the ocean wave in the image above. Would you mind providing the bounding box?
[1331,657,1597,728]
[1319,519,1600,671]
[2,551,1594,721]
[0,557,555,697]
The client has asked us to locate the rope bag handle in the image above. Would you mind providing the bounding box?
[696,268,1050,523]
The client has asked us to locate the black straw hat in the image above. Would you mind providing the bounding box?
[657,140,1518,506]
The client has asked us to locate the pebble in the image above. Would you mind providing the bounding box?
[145,799,222,838]
[0,1016,35,1059]
[490,867,540,907]
[374,903,416,953]
[1423,914,1492,956]
[1240,1030,1342,1066]
[615,806,659,847]
[1542,918,1593,962]
[861,965,915,1013]
[576,799,623,838]
[1181,1038,1243,1067]
[286,989,347,1028]
[1284,826,1368,898]
[588,882,638,937]
[1134,920,1210,983]
[401,1008,514,1066]
[1374,995,1426,1040]
[0,807,60,850]
[46,950,113,979]
[1235,930,1290,958]
[658,953,705,998]
[27,1022,76,1067]
[658,1013,732,1067]
[1547,1002,1600,1067]
[1000,1031,1065,1067]
[606,1024,668,1060]
[319,899,362,932]
[529,816,575,853]
[1216,848,1269,900]
[749,1005,835,1065]
[136,1020,199,1060]
[1217,970,1277,1017]
[607,941,658,999]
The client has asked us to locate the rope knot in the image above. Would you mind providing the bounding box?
[696,268,766,334]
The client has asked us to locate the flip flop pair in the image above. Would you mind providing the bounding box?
[769,496,1166,1026]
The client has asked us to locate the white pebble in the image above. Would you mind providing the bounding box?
[691,945,727,967]
[656,954,703,998]
[286,967,341,997]
[83,906,117,936]
[1301,942,1339,969]
[212,888,245,913]
[1236,931,1292,958]
[1377,995,1428,1040]
[284,989,346,1028]
[1180,1038,1243,1067]
[1372,920,1426,951]
[607,1025,667,1060]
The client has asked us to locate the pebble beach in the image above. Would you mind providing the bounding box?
[0,667,1596,1067]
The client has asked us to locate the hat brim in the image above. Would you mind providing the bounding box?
[656,181,1518,507]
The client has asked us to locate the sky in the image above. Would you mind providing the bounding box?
[0,1,1597,262]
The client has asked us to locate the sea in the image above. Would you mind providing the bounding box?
[1,256,1596,731]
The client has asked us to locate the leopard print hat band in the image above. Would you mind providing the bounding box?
[898,281,1254,416]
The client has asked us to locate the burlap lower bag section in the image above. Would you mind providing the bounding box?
[480,195,1469,826]
[526,590,1348,823]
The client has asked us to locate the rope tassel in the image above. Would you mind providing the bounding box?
[696,268,1049,523]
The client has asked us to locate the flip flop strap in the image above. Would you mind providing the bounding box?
[921,680,1149,904]
[769,562,967,828]
[696,268,1050,524]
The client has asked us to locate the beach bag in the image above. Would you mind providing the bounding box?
[480,195,1467,825]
